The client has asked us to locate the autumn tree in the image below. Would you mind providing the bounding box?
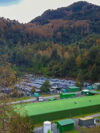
[0,62,16,89]
[76,55,81,67]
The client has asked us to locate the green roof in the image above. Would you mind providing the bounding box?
[89,91,98,94]
[61,93,75,95]
[68,86,79,89]
[14,95,100,117]
[56,119,74,126]
[34,93,39,97]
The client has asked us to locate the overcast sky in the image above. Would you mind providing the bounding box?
[0,0,100,23]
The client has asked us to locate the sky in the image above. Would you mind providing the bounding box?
[0,0,100,23]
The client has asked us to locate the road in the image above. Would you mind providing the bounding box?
[8,91,81,105]
[8,95,59,105]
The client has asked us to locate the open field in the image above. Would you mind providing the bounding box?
[14,95,100,124]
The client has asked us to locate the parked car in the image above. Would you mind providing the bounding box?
[38,97,44,102]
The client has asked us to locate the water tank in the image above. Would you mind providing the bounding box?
[43,121,51,133]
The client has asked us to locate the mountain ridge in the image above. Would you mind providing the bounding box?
[30,1,100,25]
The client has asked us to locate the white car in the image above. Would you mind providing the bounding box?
[38,97,44,102]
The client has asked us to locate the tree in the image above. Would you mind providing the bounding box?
[31,87,36,94]
[8,113,33,133]
[76,69,84,89]
[0,61,33,133]
[0,97,34,133]
[0,62,16,89]
[76,55,81,67]
[40,80,51,93]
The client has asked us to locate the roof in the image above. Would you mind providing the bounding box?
[89,91,98,94]
[56,119,74,126]
[34,93,39,97]
[87,86,93,90]
[14,95,100,117]
[60,93,75,95]
[68,86,79,89]
[80,117,93,120]
[82,89,89,92]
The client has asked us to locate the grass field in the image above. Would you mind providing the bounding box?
[67,130,80,133]
[14,95,100,123]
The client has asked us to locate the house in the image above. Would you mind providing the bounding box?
[68,86,80,92]
[56,119,74,133]
[78,117,95,127]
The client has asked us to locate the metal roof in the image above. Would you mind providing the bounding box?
[80,117,93,120]
[68,86,79,89]
[14,95,100,117]
[56,119,74,126]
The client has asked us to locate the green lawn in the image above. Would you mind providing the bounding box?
[67,130,80,133]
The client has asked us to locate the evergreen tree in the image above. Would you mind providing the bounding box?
[40,79,51,93]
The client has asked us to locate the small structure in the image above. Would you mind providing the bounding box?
[38,97,44,102]
[60,93,75,99]
[68,86,80,92]
[61,89,67,93]
[92,83,100,90]
[88,91,98,95]
[49,85,58,94]
[34,93,39,97]
[43,121,51,133]
[34,93,39,101]
[56,119,74,133]
[78,117,95,127]
[81,89,89,95]
[81,90,98,96]
[87,86,93,90]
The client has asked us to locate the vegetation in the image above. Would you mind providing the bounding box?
[0,98,33,133]
[0,2,100,82]
[40,79,51,93]
[0,60,34,133]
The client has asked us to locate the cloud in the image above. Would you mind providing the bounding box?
[0,0,100,23]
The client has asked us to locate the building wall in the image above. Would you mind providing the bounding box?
[79,119,94,126]
[30,104,100,124]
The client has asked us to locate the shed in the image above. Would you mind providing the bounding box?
[61,89,67,93]
[87,86,93,90]
[34,93,39,97]
[56,119,74,133]
[81,89,89,95]
[60,93,75,99]
[68,86,80,92]
[89,91,98,95]
[78,117,95,127]
[92,83,100,90]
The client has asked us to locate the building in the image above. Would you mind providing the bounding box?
[14,95,100,124]
[78,117,95,127]
[92,83,100,90]
[81,89,89,95]
[68,86,80,92]
[81,90,98,96]
[61,89,67,93]
[56,119,74,133]
[87,86,93,90]
[60,93,75,99]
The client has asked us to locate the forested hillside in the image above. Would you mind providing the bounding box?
[0,1,100,82]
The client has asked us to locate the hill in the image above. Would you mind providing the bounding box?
[31,1,100,25]
[0,1,100,81]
